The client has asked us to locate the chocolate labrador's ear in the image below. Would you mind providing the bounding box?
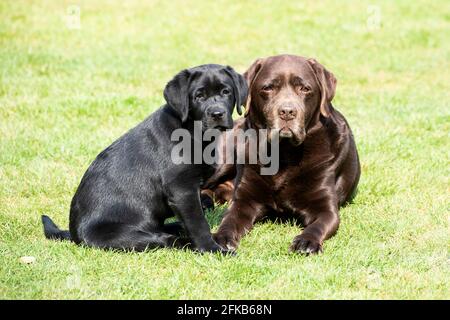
[242,58,265,117]
[307,58,337,118]
[223,66,248,115]
[163,69,191,123]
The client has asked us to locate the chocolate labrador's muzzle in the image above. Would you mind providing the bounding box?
[270,101,306,145]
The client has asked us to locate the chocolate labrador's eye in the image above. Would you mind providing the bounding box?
[261,84,274,92]
[300,86,311,93]
[221,88,231,95]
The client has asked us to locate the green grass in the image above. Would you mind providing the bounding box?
[1,0,449,299]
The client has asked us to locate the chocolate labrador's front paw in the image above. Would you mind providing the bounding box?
[213,231,239,251]
[290,234,323,255]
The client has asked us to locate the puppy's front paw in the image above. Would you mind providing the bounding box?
[213,231,239,251]
[197,242,235,255]
[200,193,215,211]
[290,234,323,255]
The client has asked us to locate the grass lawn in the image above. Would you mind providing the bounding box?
[0,0,449,299]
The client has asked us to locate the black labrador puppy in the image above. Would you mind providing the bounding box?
[41,64,247,253]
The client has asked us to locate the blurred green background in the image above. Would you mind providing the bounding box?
[0,0,449,299]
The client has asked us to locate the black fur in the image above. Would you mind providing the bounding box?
[42,64,247,253]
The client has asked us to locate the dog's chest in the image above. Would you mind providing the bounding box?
[269,165,304,210]
[271,166,298,193]
[269,158,323,214]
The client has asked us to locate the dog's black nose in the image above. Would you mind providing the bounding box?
[211,111,224,120]
[279,106,297,121]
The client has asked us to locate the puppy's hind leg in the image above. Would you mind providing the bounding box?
[83,222,190,252]
[163,221,186,236]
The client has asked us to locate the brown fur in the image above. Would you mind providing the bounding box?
[204,54,360,254]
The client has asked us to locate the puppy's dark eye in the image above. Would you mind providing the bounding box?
[195,92,205,100]
[221,88,231,95]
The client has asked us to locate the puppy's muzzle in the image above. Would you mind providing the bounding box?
[211,110,224,120]
[205,105,232,129]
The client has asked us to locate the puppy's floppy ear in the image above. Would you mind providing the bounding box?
[163,69,191,123]
[242,58,265,117]
[223,66,248,115]
[307,58,337,118]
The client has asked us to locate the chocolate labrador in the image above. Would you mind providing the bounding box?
[206,55,360,254]
[41,64,247,253]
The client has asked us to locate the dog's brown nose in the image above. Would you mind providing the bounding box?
[278,106,297,120]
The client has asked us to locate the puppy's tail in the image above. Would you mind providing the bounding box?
[41,215,72,241]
